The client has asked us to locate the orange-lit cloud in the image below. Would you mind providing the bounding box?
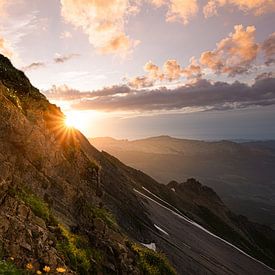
[128,76,154,88]
[0,1,11,56]
[0,36,13,58]
[127,57,202,87]
[144,59,183,82]
[144,61,164,80]
[0,0,7,15]
[166,0,198,24]
[203,0,275,18]
[151,0,275,25]
[150,0,165,8]
[200,25,259,76]
[150,0,198,24]
[203,0,218,18]
[163,59,182,81]
[60,0,140,56]
[126,26,273,87]
[181,57,202,79]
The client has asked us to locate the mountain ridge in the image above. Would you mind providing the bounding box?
[0,53,176,274]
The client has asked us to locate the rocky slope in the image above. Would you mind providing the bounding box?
[0,54,275,274]
[0,54,175,274]
[93,148,275,271]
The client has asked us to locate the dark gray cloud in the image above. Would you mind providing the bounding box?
[44,75,275,113]
[44,84,132,100]
[262,32,275,66]
[22,62,45,71]
[54,53,80,64]
[22,53,80,71]
[255,72,275,81]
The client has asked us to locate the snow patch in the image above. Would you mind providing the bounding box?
[134,187,275,272]
[154,224,169,236]
[141,242,157,251]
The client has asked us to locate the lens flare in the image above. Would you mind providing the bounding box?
[65,115,77,128]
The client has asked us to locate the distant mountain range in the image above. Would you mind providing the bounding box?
[90,136,275,229]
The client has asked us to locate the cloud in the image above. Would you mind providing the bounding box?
[255,71,275,81]
[262,32,275,66]
[126,59,183,87]
[60,0,140,56]
[20,53,80,71]
[203,0,275,18]
[54,53,80,63]
[163,59,182,81]
[44,84,132,100]
[0,0,8,16]
[45,76,275,113]
[166,0,198,24]
[200,25,259,76]
[203,0,218,18]
[22,62,45,71]
[75,76,275,111]
[128,76,154,89]
[150,0,198,24]
[126,26,273,88]
[151,0,275,24]
[181,57,202,79]
[127,60,166,88]
[0,36,14,58]
[129,57,202,87]
[60,31,72,39]
[144,61,164,81]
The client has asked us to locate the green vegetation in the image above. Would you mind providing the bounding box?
[4,89,22,110]
[19,191,50,221]
[0,54,44,100]
[0,260,25,275]
[79,200,118,231]
[18,189,57,226]
[129,243,176,275]
[56,225,103,274]
[90,207,118,230]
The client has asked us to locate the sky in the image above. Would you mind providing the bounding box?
[0,0,275,140]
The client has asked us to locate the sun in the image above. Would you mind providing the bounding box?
[63,111,99,133]
[65,115,76,128]
[64,112,83,130]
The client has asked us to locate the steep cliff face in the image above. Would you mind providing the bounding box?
[0,54,175,274]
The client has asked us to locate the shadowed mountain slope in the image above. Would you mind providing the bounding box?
[91,136,275,227]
